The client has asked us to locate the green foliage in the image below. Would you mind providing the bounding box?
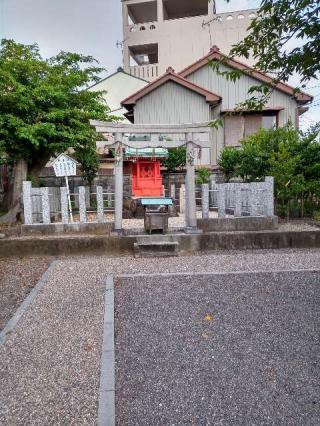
[0,39,117,183]
[215,0,319,109]
[163,147,186,172]
[218,123,320,218]
[196,167,211,185]
[218,147,242,182]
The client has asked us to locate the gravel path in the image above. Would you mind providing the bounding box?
[0,257,51,331]
[115,271,320,425]
[0,248,320,425]
[0,260,106,425]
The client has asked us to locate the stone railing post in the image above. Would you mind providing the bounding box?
[249,184,259,216]
[217,185,226,218]
[60,187,69,224]
[185,135,197,230]
[79,186,87,223]
[96,186,104,223]
[114,134,123,231]
[179,184,185,214]
[265,176,275,216]
[210,178,216,208]
[234,186,242,217]
[170,183,175,200]
[41,187,51,224]
[201,184,209,219]
[22,181,33,225]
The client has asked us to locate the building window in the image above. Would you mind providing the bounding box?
[238,14,245,19]
[226,15,233,21]
[262,114,277,130]
[225,112,278,146]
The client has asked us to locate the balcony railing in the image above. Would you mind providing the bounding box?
[128,64,159,81]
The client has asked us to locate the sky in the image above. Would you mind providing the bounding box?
[0,0,318,129]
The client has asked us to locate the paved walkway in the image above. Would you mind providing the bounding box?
[0,248,320,425]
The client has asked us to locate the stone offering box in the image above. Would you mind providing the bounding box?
[141,198,173,234]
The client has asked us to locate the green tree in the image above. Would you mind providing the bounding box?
[214,0,319,110]
[163,147,186,172]
[218,124,320,218]
[196,167,211,185]
[0,39,116,222]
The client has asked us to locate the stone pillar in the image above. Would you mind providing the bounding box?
[22,181,33,225]
[179,184,185,214]
[234,186,242,217]
[185,136,197,229]
[114,134,123,231]
[249,185,259,216]
[60,187,69,224]
[41,187,51,224]
[96,186,104,223]
[170,183,175,200]
[217,185,226,218]
[265,176,275,217]
[157,0,164,21]
[201,184,209,219]
[210,177,216,207]
[79,186,87,223]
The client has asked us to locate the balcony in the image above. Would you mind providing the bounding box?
[128,64,159,81]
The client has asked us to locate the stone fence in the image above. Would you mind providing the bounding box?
[22,181,114,225]
[201,177,274,219]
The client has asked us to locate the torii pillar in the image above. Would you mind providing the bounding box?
[114,133,123,232]
[185,133,198,232]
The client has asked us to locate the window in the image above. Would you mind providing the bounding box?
[262,115,277,130]
[237,14,244,19]
[225,113,278,146]
[226,15,233,21]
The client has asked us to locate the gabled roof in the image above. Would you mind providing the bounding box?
[88,68,148,90]
[121,67,221,108]
[180,46,313,104]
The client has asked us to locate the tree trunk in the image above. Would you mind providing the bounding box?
[0,159,28,224]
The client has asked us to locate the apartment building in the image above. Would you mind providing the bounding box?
[122,0,258,81]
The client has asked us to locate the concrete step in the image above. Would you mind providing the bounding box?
[134,238,179,257]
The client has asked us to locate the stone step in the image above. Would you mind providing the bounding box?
[134,239,179,257]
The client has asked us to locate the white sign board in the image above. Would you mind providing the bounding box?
[52,154,77,177]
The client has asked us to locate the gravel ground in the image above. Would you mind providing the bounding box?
[0,257,51,331]
[1,249,320,425]
[0,260,106,426]
[115,271,320,425]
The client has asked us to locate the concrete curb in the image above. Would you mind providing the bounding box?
[0,260,57,348]
[1,230,320,257]
[118,268,320,279]
[98,275,115,426]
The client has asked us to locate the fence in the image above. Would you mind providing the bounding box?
[201,177,274,219]
[22,181,115,225]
